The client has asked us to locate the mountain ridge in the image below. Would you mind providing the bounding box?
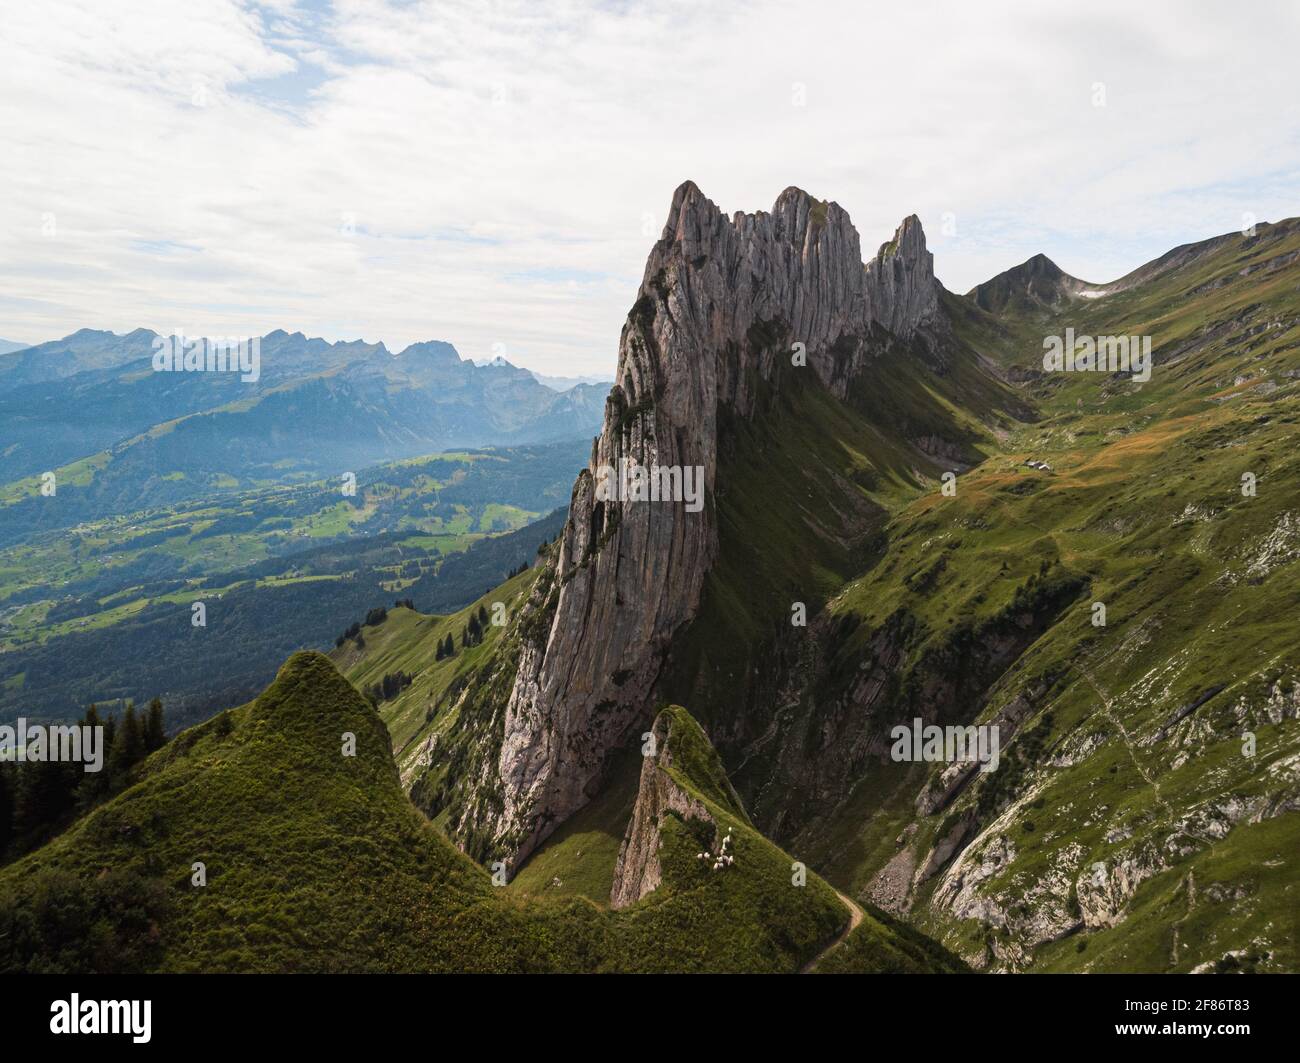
[405,179,1026,869]
[376,183,1300,972]
[5,183,1298,975]
[0,650,962,973]
[0,327,609,525]
[966,216,1300,318]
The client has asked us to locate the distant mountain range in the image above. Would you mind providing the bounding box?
[0,339,30,356]
[0,328,609,528]
[528,369,614,391]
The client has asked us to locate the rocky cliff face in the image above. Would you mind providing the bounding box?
[864,215,939,339]
[608,707,749,908]
[489,182,943,865]
[610,753,714,909]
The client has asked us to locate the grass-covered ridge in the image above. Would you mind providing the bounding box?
[0,653,964,973]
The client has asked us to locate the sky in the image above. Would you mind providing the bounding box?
[2,0,1298,376]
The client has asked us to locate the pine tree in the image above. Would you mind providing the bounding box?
[107,703,145,789]
[14,758,74,839]
[143,698,165,752]
[0,763,14,858]
[76,704,110,809]
[477,605,488,627]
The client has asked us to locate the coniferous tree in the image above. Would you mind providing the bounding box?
[107,703,144,789]
[0,763,14,858]
[101,712,117,759]
[143,698,165,753]
[76,704,110,809]
[14,758,74,840]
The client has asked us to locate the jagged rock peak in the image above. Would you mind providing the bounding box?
[647,181,937,369]
[657,180,861,267]
[864,213,938,337]
[488,181,944,871]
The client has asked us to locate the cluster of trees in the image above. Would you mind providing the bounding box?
[506,560,530,579]
[335,621,364,649]
[0,699,166,863]
[337,601,412,650]
[463,605,490,648]
[432,604,495,662]
[362,671,414,706]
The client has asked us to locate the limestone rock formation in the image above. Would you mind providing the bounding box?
[492,181,943,866]
[864,214,939,339]
[610,706,749,909]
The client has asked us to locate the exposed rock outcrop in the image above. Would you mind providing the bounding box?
[609,708,736,909]
[489,182,944,865]
[864,215,938,340]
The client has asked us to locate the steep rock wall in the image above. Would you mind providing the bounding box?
[491,182,941,865]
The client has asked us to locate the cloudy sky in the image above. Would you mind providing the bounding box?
[2,0,1297,375]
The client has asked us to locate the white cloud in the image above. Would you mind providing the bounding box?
[1,0,1297,372]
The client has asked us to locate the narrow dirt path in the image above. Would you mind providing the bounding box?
[1076,663,1172,819]
[800,888,865,973]
[1170,869,1197,968]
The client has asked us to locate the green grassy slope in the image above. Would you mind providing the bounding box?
[504,754,640,904]
[817,899,971,975]
[0,651,567,973]
[793,218,1300,972]
[0,652,960,973]
[660,327,1028,739]
[331,572,538,788]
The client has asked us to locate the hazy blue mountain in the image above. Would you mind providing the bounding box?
[0,327,156,390]
[0,328,608,525]
[529,369,615,391]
